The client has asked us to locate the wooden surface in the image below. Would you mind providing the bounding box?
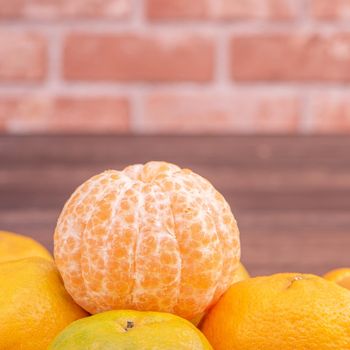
[1,135,350,276]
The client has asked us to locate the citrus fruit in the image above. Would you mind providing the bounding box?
[0,257,88,350]
[49,310,213,350]
[201,273,350,350]
[324,268,350,289]
[191,262,250,326]
[0,230,52,262]
[54,161,240,319]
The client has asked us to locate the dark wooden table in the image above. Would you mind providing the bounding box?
[1,135,350,276]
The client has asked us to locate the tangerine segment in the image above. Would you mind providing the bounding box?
[132,182,181,312]
[186,171,240,303]
[54,171,117,310]
[103,182,142,310]
[154,172,223,319]
[54,161,240,319]
[80,174,135,313]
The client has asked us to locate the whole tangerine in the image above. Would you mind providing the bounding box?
[0,257,88,350]
[49,310,213,350]
[201,273,350,350]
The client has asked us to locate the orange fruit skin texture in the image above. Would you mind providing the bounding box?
[49,310,213,350]
[324,268,350,290]
[54,161,240,319]
[0,257,88,350]
[0,230,52,262]
[201,273,350,350]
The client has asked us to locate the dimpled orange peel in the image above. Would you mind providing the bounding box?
[54,161,240,319]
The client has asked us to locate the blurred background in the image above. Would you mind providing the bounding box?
[1,0,350,276]
[1,0,350,133]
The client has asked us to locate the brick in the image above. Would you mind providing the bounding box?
[147,0,299,20]
[0,96,130,133]
[0,31,46,81]
[309,92,350,133]
[0,0,130,19]
[311,0,350,20]
[143,92,300,134]
[63,33,214,82]
[231,33,350,81]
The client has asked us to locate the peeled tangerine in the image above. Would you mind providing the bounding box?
[54,161,240,319]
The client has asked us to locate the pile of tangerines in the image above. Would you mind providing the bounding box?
[1,161,350,349]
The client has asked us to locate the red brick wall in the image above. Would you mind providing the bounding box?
[1,0,350,134]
